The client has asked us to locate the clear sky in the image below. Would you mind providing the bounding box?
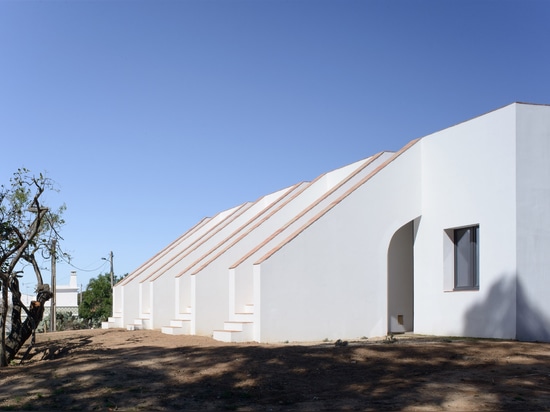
[1,0,549,292]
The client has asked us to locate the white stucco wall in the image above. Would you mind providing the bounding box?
[44,272,78,308]
[414,104,518,339]
[515,103,550,341]
[230,152,395,319]
[114,102,550,343]
[113,211,223,326]
[255,142,422,343]
[145,186,296,329]
[187,159,383,334]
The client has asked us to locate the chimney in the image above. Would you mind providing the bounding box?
[70,271,77,288]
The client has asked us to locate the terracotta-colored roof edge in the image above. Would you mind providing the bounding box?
[228,152,387,270]
[116,216,211,287]
[185,181,311,277]
[141,201,254,283]
[253,138,421,266]
[146,183,301,282]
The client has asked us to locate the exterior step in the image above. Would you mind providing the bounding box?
[169,319,189,328]
[127,317,150,331]
[212,321,254,343]
[242,304,254,314]
[102,316,122,329]
[161,319,191,335]
[232,312,253,322]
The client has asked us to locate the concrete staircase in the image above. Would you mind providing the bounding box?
[213,304,255,342]
[161,307,192,335]
[102,314,123,329]
[126,316,151,331]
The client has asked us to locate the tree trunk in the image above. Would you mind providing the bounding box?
[1,276,52,366]
[0,277,9,366]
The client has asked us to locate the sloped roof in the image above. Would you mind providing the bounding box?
[254,137,421,266]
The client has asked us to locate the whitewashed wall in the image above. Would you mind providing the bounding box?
[230,153,395,321]
[112,206,233,328]
[414,104,518,339]
[146,187,294,329]
[515,103,550,341]
[255,142,422,343]
[190,160,376,334]
[112,102,550,343]
[52,272,78,307]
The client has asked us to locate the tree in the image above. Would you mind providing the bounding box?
[0,168,65,366]
[79,273,119,328]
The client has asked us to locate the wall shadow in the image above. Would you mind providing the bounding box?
[463,276,550,342]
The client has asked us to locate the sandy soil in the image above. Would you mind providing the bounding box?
[0,328,549,411]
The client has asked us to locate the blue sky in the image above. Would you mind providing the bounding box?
[1,0,549,292]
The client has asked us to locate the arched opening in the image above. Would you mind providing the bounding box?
[387,219,418,333]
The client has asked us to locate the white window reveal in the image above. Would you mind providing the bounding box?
[443,225,480,292]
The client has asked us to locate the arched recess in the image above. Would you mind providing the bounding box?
[387,218,419,333]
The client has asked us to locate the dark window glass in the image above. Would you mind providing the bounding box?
[454,226,479,289]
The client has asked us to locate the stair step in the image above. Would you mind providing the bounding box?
[213,328,252,343]
[103,316,123,329]
[232,312,253,322]
[127,317,150,331]
[161,319,191,335]
[213,320,254,343]
[134,318,147,325]
[175,313,192,321]
[161,325,187,335]
[170,319,189,327]
[242,304,254,314]
[223,321,252,332]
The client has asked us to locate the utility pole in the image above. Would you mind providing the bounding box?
[50,238,56,332]
[102,251,115,287]
[109,251,114,287]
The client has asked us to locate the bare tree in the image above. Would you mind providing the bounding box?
[0,168,65,366]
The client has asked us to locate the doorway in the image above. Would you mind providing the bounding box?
[387,220,416,333]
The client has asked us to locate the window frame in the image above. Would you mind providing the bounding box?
[453,225,479,291]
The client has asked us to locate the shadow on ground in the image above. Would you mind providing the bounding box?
[1,330,549,411]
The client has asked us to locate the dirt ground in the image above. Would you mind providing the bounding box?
[0,329,549,411]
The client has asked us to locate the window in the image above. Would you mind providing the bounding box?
[454,226,479,290]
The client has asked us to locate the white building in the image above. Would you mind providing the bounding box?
[20,271,79,309]
[104,102,550,343]
[43,270,79,309]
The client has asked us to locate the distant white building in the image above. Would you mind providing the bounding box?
[105,103,550,343]
[20,271,79,310]
[44,271,79,308]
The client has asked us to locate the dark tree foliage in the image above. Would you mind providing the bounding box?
[79,273,120,328]
[0,168,65,366]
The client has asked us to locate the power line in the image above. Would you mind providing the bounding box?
[58,254,109,273]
